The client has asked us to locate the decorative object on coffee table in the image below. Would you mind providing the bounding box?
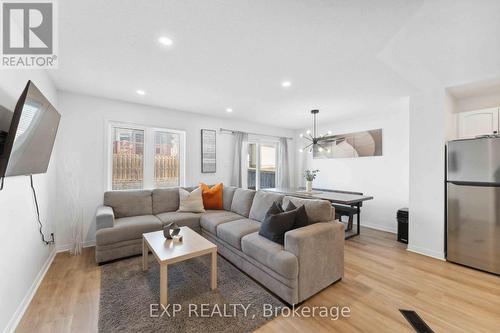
[201,129,216,173]
[304,169,319,192]
[163,222,181,239]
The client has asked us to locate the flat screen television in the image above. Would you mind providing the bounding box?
[0,81,60,177]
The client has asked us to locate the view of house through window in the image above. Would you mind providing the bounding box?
[247,141,277,190]
[110,124,183,190]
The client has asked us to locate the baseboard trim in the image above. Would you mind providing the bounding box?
[407,245,445,261]
[3,247,56,333]
[361,223,397,234]
[56,240,96,253]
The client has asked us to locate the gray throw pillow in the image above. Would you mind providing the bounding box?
[268,201,283,214]
[284,201,310,229]
[259,203,297,245]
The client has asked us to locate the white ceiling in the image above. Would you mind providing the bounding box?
[49,0,500,129]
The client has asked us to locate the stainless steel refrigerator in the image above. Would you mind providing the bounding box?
[447,137,500,275]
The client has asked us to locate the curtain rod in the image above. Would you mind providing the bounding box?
[219,128,293,140]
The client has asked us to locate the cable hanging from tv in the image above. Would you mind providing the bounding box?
[0,175,54,244]
[30,175,54,245]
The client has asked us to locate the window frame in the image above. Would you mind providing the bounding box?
[247,136,279,190]
[106,121,186,191]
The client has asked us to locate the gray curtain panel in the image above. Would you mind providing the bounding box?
[277,137,290,188]
[231,132,248,187]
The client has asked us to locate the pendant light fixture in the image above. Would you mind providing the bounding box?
[299,110,332,153]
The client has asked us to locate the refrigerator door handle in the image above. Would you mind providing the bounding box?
[448,181,500,187]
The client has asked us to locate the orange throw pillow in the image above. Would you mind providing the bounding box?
[199,183,223,210]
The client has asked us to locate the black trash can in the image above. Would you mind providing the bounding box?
[397,208,408,244]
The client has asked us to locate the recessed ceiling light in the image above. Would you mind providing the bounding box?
[136,90,146,96]
[226,108,233,113]
[158,36,174,46]
[281,81,291,88]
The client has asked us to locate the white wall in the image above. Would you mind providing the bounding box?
[54,91,294,249]
[0,71,58,333]
[444,91,458,141]
[408,89,447,260]
[295,100,409,233]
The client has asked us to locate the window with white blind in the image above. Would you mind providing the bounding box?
[107,122,185,190]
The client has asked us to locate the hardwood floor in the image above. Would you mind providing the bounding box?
[16,247,100,333]
[16,228,500,333]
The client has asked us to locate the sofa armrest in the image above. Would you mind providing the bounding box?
[96,205,115,231]
[284,221,344,303]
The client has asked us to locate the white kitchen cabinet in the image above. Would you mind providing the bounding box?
[458,108,499,139]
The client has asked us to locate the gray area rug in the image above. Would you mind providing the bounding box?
[99,254,284,333]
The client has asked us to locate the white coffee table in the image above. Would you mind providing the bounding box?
[142,226,217,305]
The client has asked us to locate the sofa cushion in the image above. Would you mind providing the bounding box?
[249,191,284,222]
[200,183,223,210]
[230,188,256,217]
[223,186,237,211]
[241,232,299,279]
[104,190,152,218]
[200,210,243,235]
[216,218,260,250]
[156,211,202,230]
[178,187,205,213]
[282,196,333,223]
[96,215,162,245]
[152,188,179,214]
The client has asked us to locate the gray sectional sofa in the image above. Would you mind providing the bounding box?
[95,186,344,304]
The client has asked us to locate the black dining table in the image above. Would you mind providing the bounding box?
[263,187,373,239]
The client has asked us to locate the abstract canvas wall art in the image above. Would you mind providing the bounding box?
[313,129,383,159]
